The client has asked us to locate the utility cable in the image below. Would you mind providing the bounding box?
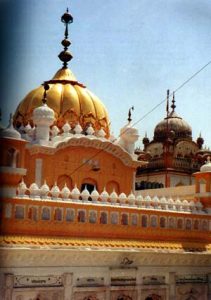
[69,60,211,177]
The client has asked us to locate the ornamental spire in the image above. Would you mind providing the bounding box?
[171,92,176,112]
[58,8,73,68]
[128,106,134,122]
[42,83,50,104]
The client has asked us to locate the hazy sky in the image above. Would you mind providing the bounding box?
[0,0,211,148]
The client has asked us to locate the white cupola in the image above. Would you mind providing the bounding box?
[33,84,54,143]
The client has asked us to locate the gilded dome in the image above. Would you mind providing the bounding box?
[154,110,192,142]
[14,68,110,137]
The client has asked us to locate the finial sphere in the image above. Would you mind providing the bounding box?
[61,10,73,24]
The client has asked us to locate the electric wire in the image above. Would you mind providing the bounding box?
[69,60,211,177]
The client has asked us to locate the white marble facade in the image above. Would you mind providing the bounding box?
[1,248,211,300]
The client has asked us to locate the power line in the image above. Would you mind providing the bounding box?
[69,60,211,177]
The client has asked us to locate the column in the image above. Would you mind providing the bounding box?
[35,158,42,187]
[169,272,176,300]
[63,273,73,300]
[4,274,14,300]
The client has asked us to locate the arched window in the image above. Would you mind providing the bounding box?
[66,209,75,222]
[106,180,120,194]
[185,219,192,230]
[150,216,157,227]
[131,214,138,226]
[78,210,86,223]
[89,211,97,224]
[57,175,72,190]
[177,218,183,229]
[41,207,50,220]
[199,179,206,193]
[81,178,97,194]
[202,220,208,231]
[111,212,118,224]
[7,148,19,168]
[28,207,38,221]
[54,208,62,221]
[169,217,175,229]
[100,212,108,224]
[160,217,166,228]
[141,215,148,227]
[15,206,24,219]
[193,219,199,230]
[121,213,128,225]
[4,203,12,219]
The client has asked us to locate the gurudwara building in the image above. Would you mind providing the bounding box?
[0,8,211,300]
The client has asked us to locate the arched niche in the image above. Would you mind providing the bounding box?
[106,180,120,194]
[81,177,97,194]
[57,175,72,190]
[199,178,206,193]
[6,148,20,168]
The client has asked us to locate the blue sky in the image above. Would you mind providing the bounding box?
[0,0,211,148]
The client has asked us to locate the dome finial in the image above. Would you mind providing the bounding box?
[171,92,176,112]
[42,83,50,104]
[58,8,73,68]
[166,89,170,116]
[128,106,134,122]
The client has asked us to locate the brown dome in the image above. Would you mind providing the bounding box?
[14,68,110,137]
[154,111,192,142]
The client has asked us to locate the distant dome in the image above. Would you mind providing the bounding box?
[154,111,192,142]
[200,157,211,173]
[1,114,21,140]
[14,67,110,137]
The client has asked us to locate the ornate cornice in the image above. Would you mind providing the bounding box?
[26,136,144,168]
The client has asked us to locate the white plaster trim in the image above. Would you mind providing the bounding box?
[26,136,145,168]
[0,167,27,175]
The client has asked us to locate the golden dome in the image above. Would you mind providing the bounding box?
[14,67,110,137]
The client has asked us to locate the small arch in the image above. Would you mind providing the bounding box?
[199,179,206,193]
[81,178,97,194]
[160,217,166,228]
[4,203,12,218]
[131,214,138,226]
[169,217,175,228]
[100,212,108,224]
[66,209,75,222]
[28,207,38,221]
[89,210,97,224]
[57,175,72,190]
[111,212,118,224]
[141,215,148,227]
[7,148,19,168]
[185,219,192,230]
[106,180,120,194]
[41,207,51,220]
[121,213,128,225]
[202,220,208,231]
[193,219,199,230]
[15,206,24,219]
[150,216,157,227]
[54,208,62,221]
[78,210,86,223]
[177,218,183,229]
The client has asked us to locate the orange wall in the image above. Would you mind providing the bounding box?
[25,146,135,194]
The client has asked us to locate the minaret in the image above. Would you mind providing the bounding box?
[118,106,139,155]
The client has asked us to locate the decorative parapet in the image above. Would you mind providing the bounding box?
[14,179,208,215]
